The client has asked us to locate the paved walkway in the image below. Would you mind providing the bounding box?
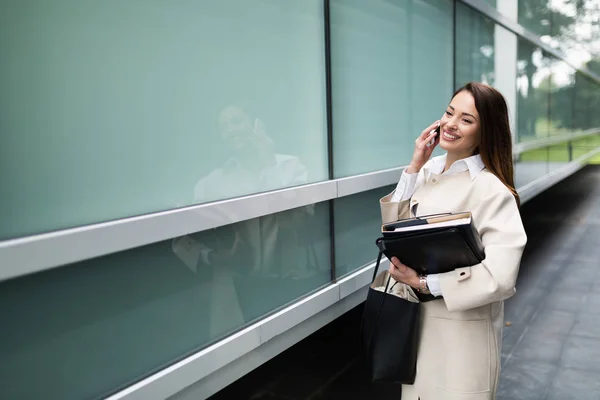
[498,165,600,400]
[211,165,600,400]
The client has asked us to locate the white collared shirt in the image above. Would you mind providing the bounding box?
[390,153,485,296]
[391,153,485,202]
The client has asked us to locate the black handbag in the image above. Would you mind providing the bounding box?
[360,250,420,384]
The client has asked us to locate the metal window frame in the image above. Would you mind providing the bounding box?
[513,128,600,155]
[324,0,337,283]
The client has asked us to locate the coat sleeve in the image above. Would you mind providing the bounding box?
[380,166,429,223]
[438,187,527,312]
[380,191,412,224]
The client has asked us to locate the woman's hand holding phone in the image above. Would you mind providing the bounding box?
[406,120,441,174]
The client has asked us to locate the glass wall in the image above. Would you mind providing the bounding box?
[515,38,552,185]
[550,60,576,136]
[516,39,551,143]
[574,73,600,131]
[334,186,394,278]
[0,0,328,240]
[547,0,600,70]
[517,0,552,38]
[453,2,600,188]
[572,71,600,164]
[546,60,574,171]
[329,0,453,177]
[455,2,496,87]
[516,0,600,77]
[0,203,331,400]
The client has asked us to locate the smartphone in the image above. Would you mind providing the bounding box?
[253,118,265,134]
[428,125,441,146]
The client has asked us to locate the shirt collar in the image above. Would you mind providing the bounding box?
[426,153,485,180]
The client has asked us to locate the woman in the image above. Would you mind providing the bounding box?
[380,82,527,400]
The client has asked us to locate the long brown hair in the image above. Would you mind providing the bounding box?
[454,82,520,206]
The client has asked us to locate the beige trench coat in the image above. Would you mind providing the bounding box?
[380,168,527,400]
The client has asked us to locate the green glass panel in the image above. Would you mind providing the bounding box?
[518,0,552,37]
[334,186,395,278]
[516,39,551,143]
[0,0,328,239]
[330,0,452,177]
[455,1,496,87]
[0,203,331,399]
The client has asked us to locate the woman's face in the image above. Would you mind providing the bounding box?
[218,105,254,150]
[439,91,481,158]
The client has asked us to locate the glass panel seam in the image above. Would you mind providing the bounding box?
[324,0,336,283]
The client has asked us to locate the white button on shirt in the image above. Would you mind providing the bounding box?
[390,153,486,296]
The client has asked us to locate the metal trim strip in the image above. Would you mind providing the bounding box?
[513,129,600,155]
[105,261,383,400]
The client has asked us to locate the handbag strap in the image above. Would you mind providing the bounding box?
[361,250,396,363]
[360,250,384,346]
[370,249,384,283]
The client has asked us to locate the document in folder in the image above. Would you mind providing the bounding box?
[377,212,485,276]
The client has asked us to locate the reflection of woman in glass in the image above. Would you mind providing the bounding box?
[381,82,527,399]
[194,105,308,203]
[172,104,320,339]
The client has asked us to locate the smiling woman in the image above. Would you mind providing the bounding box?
[380,82,527,400]
[454,83,519,205]
[405,82,519,206]
[439,91,481,159]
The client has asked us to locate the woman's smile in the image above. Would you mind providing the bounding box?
[442,130,461,141]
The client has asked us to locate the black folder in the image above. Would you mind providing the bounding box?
[377,212,485,276]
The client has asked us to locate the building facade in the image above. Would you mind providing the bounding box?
[1,0,600,399]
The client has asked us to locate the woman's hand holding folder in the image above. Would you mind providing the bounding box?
[388,256,420,290]
[379,212,484,276]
